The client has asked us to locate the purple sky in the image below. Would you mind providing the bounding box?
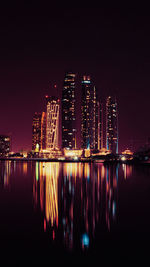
[0,4,150,152]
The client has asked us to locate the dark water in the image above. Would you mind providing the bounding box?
[0,160,150,265]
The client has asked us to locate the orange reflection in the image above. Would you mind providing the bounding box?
[45,163,59,227]
[33,161,119,249]
[101,165,105,180]
[4,161,11,186]
[122,164,132,179]
[63,162,78,181]
[23,162,27,175]
[33,162,60,233]
[84,163,90,180]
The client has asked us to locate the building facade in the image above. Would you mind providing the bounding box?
[0,135,11,156]
[81,75,93,149]
[46,96,60,150]
[41,111,47,150]
[81,76,102,150]
[32,113,42,151]
[106,96,118,154]
[62,72,76,149]
[98,101,103,150]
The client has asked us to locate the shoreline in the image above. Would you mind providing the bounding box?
[0,157,150,165]
[0,157,92,163]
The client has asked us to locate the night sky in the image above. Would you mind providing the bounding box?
[0,3,150,152]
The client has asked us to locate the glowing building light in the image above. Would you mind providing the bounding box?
[64,148,83,158]
[35,143,40,152]
[81,80,91,84]
[84,149,91,158]
[121,156,126,161]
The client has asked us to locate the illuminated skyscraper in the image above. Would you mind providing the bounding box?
[81,76,101,150]
[106,96,118,154]
[62,72,76,149]
[92,89,103,150]
[97,101,103,150]
[41,112,46,150]
[93,86,98,149]
[32,112,42,151]
[46,96,60,150]
[81,75,93,149]
[81,76,103,151]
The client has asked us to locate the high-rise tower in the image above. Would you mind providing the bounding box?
[81,76,103,151]
[32,112,42,151]
[62,72,76,149]
[98,101,103,150]
[81,76,99,150]
[46,96,60,150]
[81,75,93,149]
[41,112,46,150]
[106,96,118,154]
[93,86,97,149]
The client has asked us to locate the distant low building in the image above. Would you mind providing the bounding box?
[122,149,133,155]
[0,135,11,157]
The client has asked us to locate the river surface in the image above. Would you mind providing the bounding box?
[0,160,150,265]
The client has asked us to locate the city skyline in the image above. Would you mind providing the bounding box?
[0,5,150,152]
[31,73,117,155]
[0,64,149,154]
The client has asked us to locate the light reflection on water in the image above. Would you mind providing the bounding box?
[32,162,121,250]
[1,159,150,264]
